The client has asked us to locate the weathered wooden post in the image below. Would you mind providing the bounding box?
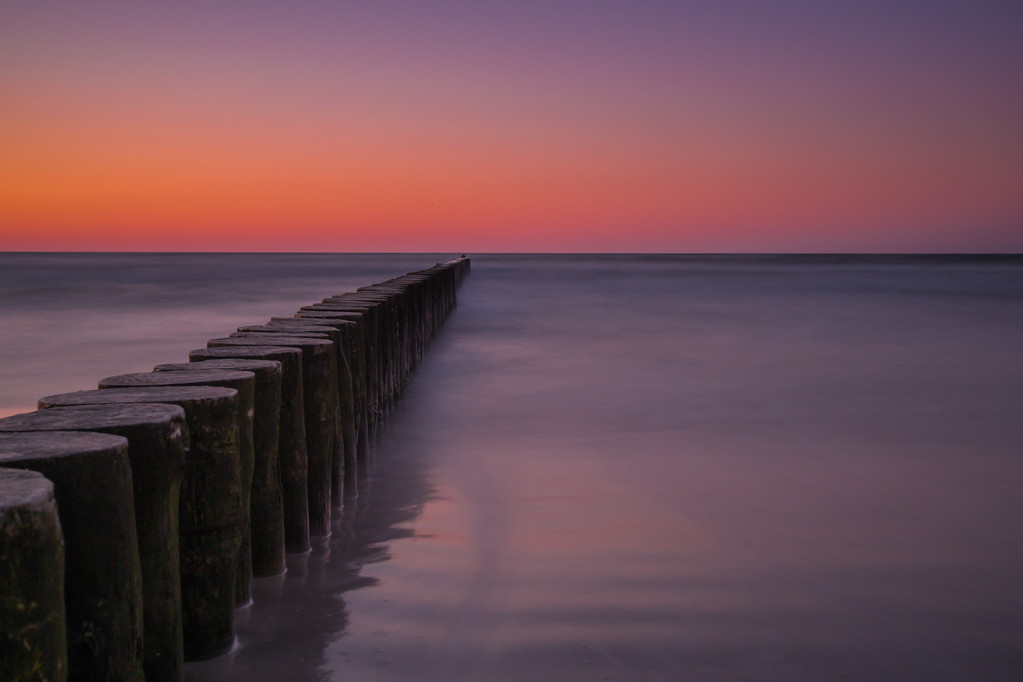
[234,323,357,504]
[97,370,256,609]
[0,466,67,682]
[291,311,370,458]
[207,335,336,538]
[300,301,382,436]
[154,359,285,578]
[0,403,187,682]
[342,293,396,404]
[333,295,396,411]
[187,346,310,556]
[0,256,472,678]
[356,287,412,395]
[375,279,421,381]
[38,386,241,662]
[0,431,142,682]
[268,317,366,480]
[234,323,356,502]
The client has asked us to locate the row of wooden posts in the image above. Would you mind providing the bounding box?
[0,257,470,682]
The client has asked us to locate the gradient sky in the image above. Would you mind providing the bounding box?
[2,1,1021,252]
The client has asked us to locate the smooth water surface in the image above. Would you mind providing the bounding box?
[3,254,1022,681]
[0,253,446,415]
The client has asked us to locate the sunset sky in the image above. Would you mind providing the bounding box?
[2,1,1021,252]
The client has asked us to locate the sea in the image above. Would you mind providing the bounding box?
[2,253,1022,681]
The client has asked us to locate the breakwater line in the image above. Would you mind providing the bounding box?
[0,256,470,682]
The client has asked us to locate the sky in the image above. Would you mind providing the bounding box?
[1,0,1021,252]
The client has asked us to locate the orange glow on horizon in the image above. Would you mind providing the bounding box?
[2,2,1022,252]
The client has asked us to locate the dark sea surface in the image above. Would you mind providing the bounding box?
[2,253,1022,681]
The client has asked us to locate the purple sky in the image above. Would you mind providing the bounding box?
[2,0,1021,251]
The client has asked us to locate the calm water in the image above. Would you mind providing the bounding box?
[3,253,1022,681]
[0,253,445,416]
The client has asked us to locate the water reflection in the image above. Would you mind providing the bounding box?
[184,433,434,682]
[324,255,1023,682]
[4,254,1023,681]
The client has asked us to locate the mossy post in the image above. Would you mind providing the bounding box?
[187,346,309,556]
[208,335,336,538]
[0,466,67,682]
[0,431,142,682]
[38,386,241,662]
[0,403,188,682]
[155,359,285,578]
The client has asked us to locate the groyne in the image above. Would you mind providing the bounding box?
[0,256,470,682]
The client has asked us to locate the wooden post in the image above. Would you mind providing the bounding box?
[207,335,336,538]
[187,346,309,556]
[235,324,356,502]
[269,317,366,480]
[38,386,241,662]
[98,370,257,609]
[300,302,381,437]
[235,323,357,503]
[0,431,142,682]
[154,359,285,578]
[0,466,67,682]
[0,403,187,682]
[332,296,396,413]
[291,311,370,459]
